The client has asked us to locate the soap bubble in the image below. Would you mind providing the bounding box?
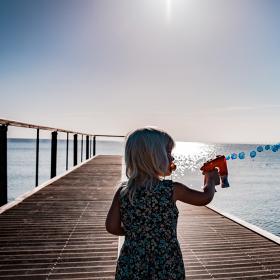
[271,145,278,152]
[223,143,278,162]
[257,146,263,152]
[231,153,237,159]
[250,151,256,158]
[238,152,245,159]
[265,145,270,150]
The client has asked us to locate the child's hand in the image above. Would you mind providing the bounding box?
[203,168,220,187]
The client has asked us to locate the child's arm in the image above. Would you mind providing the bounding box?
[173,169,218,206]
[105,187,125,236]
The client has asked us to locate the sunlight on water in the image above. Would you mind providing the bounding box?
[167,142,280,237]
[172,142,216,177]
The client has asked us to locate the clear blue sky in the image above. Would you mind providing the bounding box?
[1,0,280,143]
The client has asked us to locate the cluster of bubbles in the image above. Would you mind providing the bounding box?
[226,143,280,161]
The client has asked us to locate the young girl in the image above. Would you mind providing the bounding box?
[105,127,219,280]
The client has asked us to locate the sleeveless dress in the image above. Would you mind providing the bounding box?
[115,179,185,280]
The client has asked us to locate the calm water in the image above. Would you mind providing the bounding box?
[7,138,124,201]
[5,139,280,237]
[171,142,280,237]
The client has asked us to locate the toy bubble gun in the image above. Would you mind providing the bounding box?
[200,155,230,188]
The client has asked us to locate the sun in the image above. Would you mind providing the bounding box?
[166,0,172,22]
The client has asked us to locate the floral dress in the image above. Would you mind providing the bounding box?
[115,179,185,280]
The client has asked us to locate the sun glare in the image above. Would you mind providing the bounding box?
[166,0,172,22]
[172,142,216,176]
[173,142,207,157]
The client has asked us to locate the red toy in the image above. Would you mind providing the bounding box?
[200,155,230,188]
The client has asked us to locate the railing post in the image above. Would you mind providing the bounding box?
[73,134,78,166]
[89,136,92,157]
[0,125,8,206]
[50,131,57,179]
[86,135,89,159]
[35,129,39,187]
[66,132,69,170]
[93,136,96,156]
[81,135,83,162]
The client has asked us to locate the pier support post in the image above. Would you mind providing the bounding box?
[0,125,8,206]
[50,131,57,179]
[89,137,92,157]
[66,132,69,171]
[86,135,89,159]
[81,135,83,162]
[73,134,78,166]
[35,129,39,186]
[93,136,96,156]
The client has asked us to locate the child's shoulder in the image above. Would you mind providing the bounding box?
[116,179,174,195]
[117,181,128,195]
[160,179,174,188]
[156,179,174,193]
[161,179,173,185]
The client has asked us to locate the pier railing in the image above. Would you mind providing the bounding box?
[0,118,125,206]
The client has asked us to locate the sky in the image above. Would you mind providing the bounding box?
[1,0,280,143]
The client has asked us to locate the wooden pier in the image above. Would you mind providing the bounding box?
[0,155,279,279]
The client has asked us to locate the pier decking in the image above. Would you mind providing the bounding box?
[0,155,279,279]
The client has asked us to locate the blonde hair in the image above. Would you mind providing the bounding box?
[120,127,175,205]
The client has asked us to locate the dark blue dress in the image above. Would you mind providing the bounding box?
[115,179,185,279]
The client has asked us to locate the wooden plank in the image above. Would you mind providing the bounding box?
[0,155,121,279]
[177,203,280,279]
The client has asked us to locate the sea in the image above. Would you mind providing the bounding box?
[5,139,280,237]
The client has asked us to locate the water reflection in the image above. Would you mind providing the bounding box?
[172,142,217,178]
[168,142,280,237]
